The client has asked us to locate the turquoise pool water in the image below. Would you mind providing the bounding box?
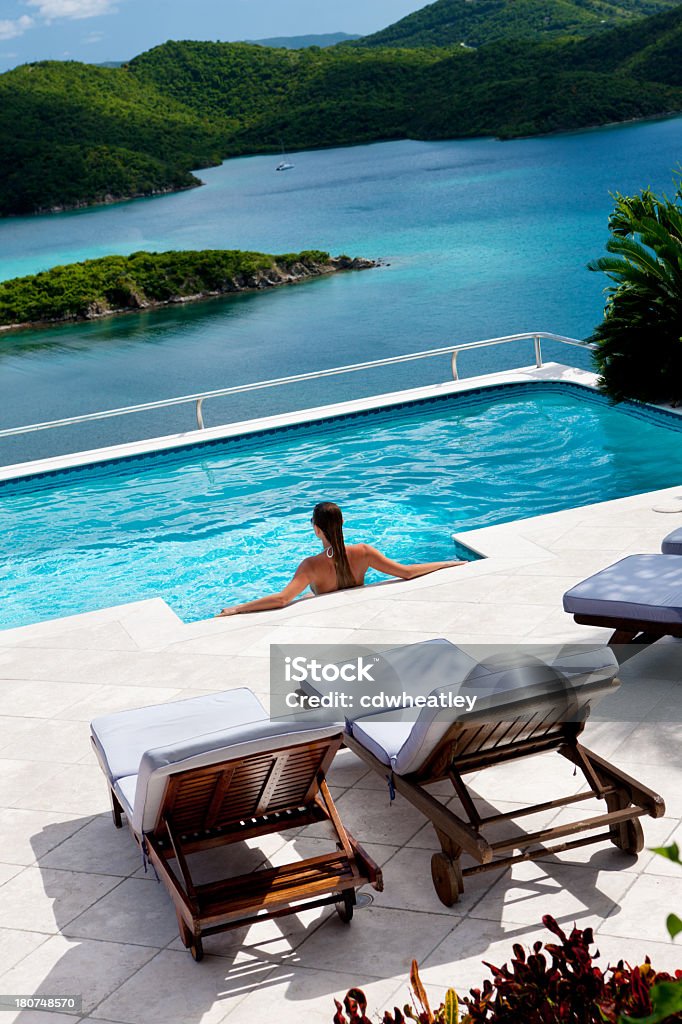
[2,117,682,466]
[2,382,682,630]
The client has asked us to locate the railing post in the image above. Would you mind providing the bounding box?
[451,350,459,381]
[534,334,543,368]
[196,399,205,430]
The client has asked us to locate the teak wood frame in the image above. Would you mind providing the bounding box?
[572,612,682,648]
[344,707,664,907]
[102,733,382,960]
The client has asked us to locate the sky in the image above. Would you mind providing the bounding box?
[0,0,428,70]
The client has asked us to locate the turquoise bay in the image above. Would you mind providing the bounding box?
[1,117,681,464]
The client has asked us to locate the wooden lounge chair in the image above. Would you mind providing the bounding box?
[300,639,664,906]
[563,553,682,645]
[91,689,382,960]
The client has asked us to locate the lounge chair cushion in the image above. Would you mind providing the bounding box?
[92,688,343,834]
[662,527,682,556]
[91,688,268,784]
[563,554,682,624]
[303,639,618,777]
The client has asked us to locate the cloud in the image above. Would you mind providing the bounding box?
[0,15,33,40]
[26,0,116,20]
[84,29,103,42]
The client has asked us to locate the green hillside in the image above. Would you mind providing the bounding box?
[1,7,682,217]
[0,60,226,215]
[0,249,357,327]
[354,0,682,48]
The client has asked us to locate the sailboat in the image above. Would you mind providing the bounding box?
[276,142,294,171]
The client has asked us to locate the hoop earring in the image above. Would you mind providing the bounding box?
[326,545,334,558]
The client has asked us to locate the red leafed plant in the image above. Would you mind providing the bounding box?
[332,916,682,1024]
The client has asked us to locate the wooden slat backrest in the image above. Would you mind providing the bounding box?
[415,708,586,782]
[151,735,340,838]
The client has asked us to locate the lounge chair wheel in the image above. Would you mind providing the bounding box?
[611,818,645,856]
[335,890,355,923]
[431,853,463,907]
[190,937,204,962]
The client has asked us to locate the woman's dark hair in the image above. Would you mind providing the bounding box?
[311,502,357,590]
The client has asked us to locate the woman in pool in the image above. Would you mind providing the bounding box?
[218,501,464,616]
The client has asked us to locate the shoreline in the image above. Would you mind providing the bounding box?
[3,110,681,224]
[0,256,378,334]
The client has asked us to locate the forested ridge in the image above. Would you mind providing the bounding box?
[1,2,682,217]
[353,0,682,48]
[0,249,370,328]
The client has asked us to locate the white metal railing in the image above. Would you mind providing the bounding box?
[0,332,593,440]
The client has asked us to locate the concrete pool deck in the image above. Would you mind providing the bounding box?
[1,478,681,1022]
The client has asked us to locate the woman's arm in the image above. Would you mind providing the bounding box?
[362,545,465,581]
[217,562,312,617]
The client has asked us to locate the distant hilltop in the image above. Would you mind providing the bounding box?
[247,33,361,49]
[2,0,682,217]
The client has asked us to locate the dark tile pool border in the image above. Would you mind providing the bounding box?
[2,379,681,497]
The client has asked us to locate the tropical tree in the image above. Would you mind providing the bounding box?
[587,183,682,404]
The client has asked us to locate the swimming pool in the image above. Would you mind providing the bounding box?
[3,381,682,631]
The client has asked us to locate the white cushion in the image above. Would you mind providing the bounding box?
[563,554,682,624]
[91,688,268,783]
[92,688,343,835]
[662,528,682,556]
[351,646,618,775]
[302,639,619,777]
[130,719,342,834]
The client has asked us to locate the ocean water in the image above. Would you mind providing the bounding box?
[3,384,682,630]
[0,117,681,464]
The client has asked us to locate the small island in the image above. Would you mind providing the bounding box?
[0,249,376,330]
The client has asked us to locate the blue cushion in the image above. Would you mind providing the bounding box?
[662,527,682,556]
[563,553,682,624]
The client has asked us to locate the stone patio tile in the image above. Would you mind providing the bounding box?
[13,621,139,652]
[0,809,92,866]
[371,845,502,917]
[508,551,624,578]
[1,1013,80,1024]
[590,932,682,975]
[418,916,554,996]
[0,761,59,810]
[240,625,357,658]
[14,764,106,817]
[0,680,95,718]
[610,723,682,767]
[0,719,92,764]
[0,934,157,1016]
[344,629,443,649]
[468,859,635,931]
[270,599,396,630]
[643,821,682,876]
[221,964,404,1024]
[56,685,182,721]
[0,866,121,933]
[598,873,682,943]
[63,876,179,948]
[608,759,682,818]
[161,623,278,657]
[0,927,50,978]
[293,905,456,977]
[91,949,274,1024]
[617,639,682,682]
[306,788,425,847]
[0,862,24,886]
[40,814,143,877]
[464,751,583,805]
